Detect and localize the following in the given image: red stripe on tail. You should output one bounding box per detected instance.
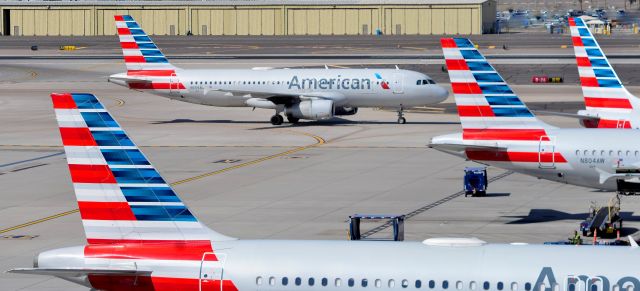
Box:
[51,93,76,109]
[584,97,633,109]
[445,59,469,71]
[85,240,215,261]
[78,201,136,221]
[68,164,116,184]
[451,82,482,94]
[572,36,584,47]
[440,38,457,48]
[127,70,176,77]
[457,106,495,117]
[463,129,550,141]
[59,127,97,146]
[576,57,591,67]
[580,77,599,87]
[117,28,131,35]
[124,56,146,63]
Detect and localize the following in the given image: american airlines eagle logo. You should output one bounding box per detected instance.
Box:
[375,73,391,89]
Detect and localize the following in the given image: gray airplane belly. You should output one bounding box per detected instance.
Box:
[185,91,247,107]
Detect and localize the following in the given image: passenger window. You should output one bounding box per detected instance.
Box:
[402,279,409,288]
[309,278,315,286]
[322,278,328,286]
[415,280,422,288]
[375,279,382,288]
[335,278,342,287]
[525,283,532,291]
[429,280,436,289]
[282,277,289,286]
[618,150,623,156]
[470,281,477,290]
[269,277,275,286]
[443,281,449,289]
[295,277,301,286]
[484,281,490,290]
[610,150,614,156]
[362,279,368,287]
[636,151,639,157]
[456,281,463,290]
[256,277,263,285]
[591,285,598,291]
[576,150,579,156]
[348,278,355,287]
[511,282,518,291]
[389,279,396,288]
[626,150,631,156]
[498,282,504,290]
[592,150,597,156]
[583,150,588,156]
[568,283,575,291]
[601,150,605,156]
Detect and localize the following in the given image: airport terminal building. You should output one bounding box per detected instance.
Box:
[0,0,496,36]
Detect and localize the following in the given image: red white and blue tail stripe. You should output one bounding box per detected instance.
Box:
[441,38,553,141]
[51,93,231,245]
[569,17,637,128]
[115,15,177,76]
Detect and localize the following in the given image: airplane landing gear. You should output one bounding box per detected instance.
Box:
[270,114,284,125]
[397,105,406,124]
[286,114,300,124]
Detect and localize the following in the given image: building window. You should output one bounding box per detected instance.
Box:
[415,280,422,288]
[321,278,328,286]
[309,278,315,286]
[362,279,368,287]
[282,277,288,286]
[295,277,301,286]
[269,277,275,286]
[256,277,263,285]
[402,280,409,288]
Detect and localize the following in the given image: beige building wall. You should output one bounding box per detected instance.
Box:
[0,2,495,36]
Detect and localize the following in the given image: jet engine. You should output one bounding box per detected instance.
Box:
[334,106,358,116]
[285,99,334,120]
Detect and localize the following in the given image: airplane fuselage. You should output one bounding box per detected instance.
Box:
[110,68,448,108]
[36,239,640,291]
[431,128,640,191]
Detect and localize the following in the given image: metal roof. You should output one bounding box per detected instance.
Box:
[0,0,490,6]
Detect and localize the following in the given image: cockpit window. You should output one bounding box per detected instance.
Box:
[417,79,436,85]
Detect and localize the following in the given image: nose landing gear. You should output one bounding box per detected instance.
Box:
[397,105,406,124]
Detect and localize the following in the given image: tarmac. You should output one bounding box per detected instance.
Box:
[1,38,640,290]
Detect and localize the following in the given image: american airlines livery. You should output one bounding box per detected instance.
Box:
[107,15,449,125]
[430,38,640,191]
[8,92,640,291]
[568,17,640,129]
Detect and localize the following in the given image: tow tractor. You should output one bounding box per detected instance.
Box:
[580,196,623,238]
[464,167,488,197]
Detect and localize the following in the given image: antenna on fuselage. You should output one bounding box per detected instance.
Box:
[325,64,329,69]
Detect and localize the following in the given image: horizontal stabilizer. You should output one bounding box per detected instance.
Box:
[7,268,152,277]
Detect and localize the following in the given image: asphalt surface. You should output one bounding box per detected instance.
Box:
[2,41,640,290]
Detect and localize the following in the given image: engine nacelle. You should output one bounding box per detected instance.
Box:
[334,106,358,116]
[286,100,334,120]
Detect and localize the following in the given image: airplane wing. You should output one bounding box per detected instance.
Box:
[596,168,640,184]
[7,268,152,277]
[208,88,346,104]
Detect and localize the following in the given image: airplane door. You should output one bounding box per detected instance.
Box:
[200,252,226,291]
[538,135,556,169]
[169,73,179,95]
[392,73,404,94]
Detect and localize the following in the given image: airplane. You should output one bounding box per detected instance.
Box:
[567,17,640,129]
[8,92,640,291]
[107,15,449,125]
[429,38,640,191]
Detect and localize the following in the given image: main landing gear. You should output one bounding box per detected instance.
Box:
[397,105,406,124]
[270,114,284,125]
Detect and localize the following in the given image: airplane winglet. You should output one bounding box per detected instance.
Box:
[629,236,639,248]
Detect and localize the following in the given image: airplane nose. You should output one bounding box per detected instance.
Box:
[434,85,449,103]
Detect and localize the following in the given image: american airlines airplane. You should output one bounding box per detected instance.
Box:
[430,38,640,191]
[567,17,640,129]
[107,15,449,125]
[8,92,640,291]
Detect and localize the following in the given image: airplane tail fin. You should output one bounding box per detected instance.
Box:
[569,17,637,127]
[440,38,553,141]
[114,15,178,76]
[51,93,233,245]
